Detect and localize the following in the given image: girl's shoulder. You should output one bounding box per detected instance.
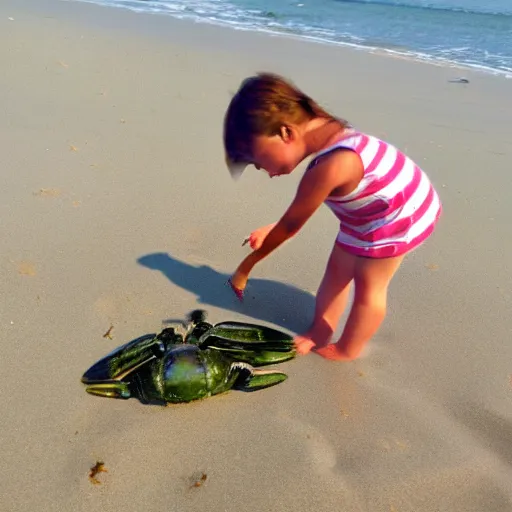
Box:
[306,129,364,171]
[303,140,364,196]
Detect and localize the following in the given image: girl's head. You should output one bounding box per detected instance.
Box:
[223,73,347,179]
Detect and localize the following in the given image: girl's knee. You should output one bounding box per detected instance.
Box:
[353,281,389,308]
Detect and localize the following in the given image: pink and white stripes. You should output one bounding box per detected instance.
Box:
[315,131,442,258]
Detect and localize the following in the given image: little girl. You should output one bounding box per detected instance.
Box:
[223,73,442,361]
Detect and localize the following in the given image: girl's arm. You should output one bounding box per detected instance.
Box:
[243,149,362,266]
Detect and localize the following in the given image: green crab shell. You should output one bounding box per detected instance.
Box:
[150,344,239,403]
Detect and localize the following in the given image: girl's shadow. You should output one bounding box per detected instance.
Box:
[137,252,315,334]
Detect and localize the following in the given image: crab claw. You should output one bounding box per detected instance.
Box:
[233,364,288,392]
[204,345,295,366]
[198,321,296,366]
[81,333,162,384]
[85,381,131,399]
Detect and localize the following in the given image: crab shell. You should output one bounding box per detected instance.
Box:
[82,320,296,404]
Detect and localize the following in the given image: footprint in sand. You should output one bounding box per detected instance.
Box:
[276,412,338,476]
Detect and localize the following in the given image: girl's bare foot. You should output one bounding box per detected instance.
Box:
[293,334,316,355]
[314,344,358,361]
[293,326,332,355]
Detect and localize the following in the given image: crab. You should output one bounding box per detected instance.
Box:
[81,310,296,404]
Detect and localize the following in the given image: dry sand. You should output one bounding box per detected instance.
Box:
[1,0,512,511]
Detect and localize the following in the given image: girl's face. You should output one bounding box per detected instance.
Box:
[250,126,304,178]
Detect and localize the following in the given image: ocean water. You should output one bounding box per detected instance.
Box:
[69,0,512,77]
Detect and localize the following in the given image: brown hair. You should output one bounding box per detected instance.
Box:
[223,72,348,172]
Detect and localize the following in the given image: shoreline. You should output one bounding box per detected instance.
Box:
[64,0,512,79]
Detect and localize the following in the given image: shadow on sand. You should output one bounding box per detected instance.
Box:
[137,252,315,335]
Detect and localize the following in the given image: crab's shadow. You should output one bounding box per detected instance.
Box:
[137,252,315,335]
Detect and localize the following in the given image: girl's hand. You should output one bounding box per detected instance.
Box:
[228,256,256,302]
[230,266,249,291]
[243,223,277,250]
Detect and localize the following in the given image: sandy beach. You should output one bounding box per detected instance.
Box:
[1,0,512,510]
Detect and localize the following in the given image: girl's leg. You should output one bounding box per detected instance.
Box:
[315,253,405,361]
[294,243,357,355]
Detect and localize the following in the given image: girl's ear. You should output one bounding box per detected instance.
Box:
[279,125,294,143]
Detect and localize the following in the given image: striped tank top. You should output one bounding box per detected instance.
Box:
[310,131,442,258]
